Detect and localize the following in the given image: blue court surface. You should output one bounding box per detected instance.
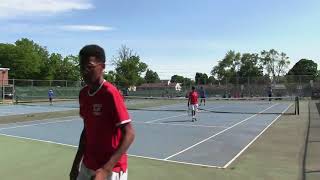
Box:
[0,104,76,116]
[0,101,293,168]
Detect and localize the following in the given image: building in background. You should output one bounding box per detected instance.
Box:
[0,68,10,86]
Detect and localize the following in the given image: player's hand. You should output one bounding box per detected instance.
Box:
[94,167,112,180]
[69,165,79,180]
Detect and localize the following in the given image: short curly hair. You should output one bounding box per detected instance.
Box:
[79,44,106,64]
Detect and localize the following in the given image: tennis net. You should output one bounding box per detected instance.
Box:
[15,95,299,115]
[124,96,299,115]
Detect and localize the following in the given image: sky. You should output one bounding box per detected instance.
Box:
[0,0,319,79]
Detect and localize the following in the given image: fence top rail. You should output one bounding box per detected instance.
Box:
[8,79,81,82]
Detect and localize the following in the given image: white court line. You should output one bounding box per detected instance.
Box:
[0,115,226,130]
[145,105,225,123]
[0,133,78,148]
[134,121,228,129]
[128,154,224,168]
[0,116,79,127]
[223,103,293,168]
[0,118,79,131]
[145,114,187,123]
[0,102,286,169]
[129,103,186,112]
[164,103,279,160]
[0,133,224,169]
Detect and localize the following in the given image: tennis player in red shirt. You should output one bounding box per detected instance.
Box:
[70,45,135,180]
[188,86,199,122]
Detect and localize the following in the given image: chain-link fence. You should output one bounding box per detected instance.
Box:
[1,75,319,103]
[0,79,84,103]
[126,75,319,98]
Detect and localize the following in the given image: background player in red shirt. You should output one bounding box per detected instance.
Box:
[70,45,135,180]
[188,86,199,122]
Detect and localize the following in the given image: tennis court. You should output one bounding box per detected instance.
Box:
[0,97,296,168]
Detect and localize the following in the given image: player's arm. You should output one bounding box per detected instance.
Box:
[105,123,134,170]
[70,128,86,180]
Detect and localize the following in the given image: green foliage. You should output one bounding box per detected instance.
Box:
[238,53,263,83]
[260,49,290,78]
[170,75,193,87]
[183,78,193,87]
[54,55,80,81]
[287,59,318,81]
[207,76,216,84]
[211,50,242,83]
[0,38,80,80]
[211,49,290,84]
[144,69,160,83]
[104,71,116,84]
[195,72,208,85]
[114,46,148,88]
[170,75,185,83]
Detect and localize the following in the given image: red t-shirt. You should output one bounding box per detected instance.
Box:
[189,91,198,104]
[79,81,131,172]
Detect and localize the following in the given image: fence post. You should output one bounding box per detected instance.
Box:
[247,77,250,97]
[12,79,15,104]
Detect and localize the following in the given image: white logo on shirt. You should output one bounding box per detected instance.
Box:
[93,104,102,116]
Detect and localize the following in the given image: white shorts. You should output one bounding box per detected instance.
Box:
[77,164,128,180]
[190,104,198,111]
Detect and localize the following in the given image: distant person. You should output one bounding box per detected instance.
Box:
[48,89,54,105]
[188,86,199,122]
[69,45,135,180]
[199,86,206,106]
[268,86,272,101]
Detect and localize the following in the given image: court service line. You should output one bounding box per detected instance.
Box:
[145,105,225,123]
[0,118,79,131]
[134,121,228,129]
[164,103,279,160]
[128,103,187,112]
[223,103,293,168]
[0,132,225,168]
[128,154,224,169]
[145,114,187,123]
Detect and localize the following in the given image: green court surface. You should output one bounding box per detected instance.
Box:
[0,102,308,180]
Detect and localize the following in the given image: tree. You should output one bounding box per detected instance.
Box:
[170,75,185,83]
[104,71,116,84]
[53,55,80,81]
[287,59,318,81]
[183,77,193,87]
[114,46,147,88]
[195,72,208,85]
[0,38,81,81]
[260,49,290,80]
[0,38,48,79]
[144,69,160,83]
[275,52,290,77]
[211,50,241,84]
[207,76,216,85]
[46,53,63,80]
[238,53,263,83]
[260,49,278,78]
